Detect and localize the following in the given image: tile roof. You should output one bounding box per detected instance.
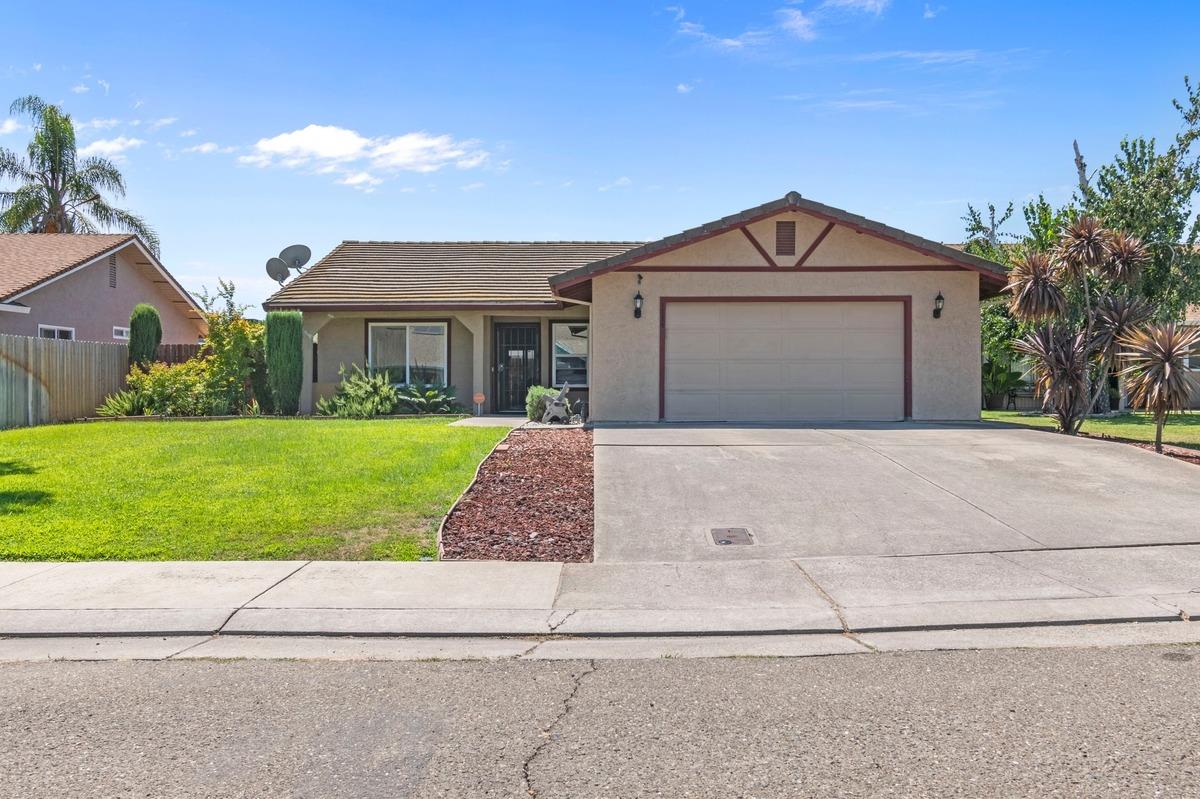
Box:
[263,241,644,309]
[0,233,135,301]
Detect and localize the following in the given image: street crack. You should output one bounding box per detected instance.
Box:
[522,659,597,796]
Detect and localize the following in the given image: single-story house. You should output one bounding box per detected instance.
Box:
[263,192,1008,422]
[1187,305,1200,409]
[0,234,206,343]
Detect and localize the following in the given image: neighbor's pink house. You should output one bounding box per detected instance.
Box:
[0,234,206,343]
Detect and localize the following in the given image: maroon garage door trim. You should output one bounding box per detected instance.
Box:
[657,295,913,421]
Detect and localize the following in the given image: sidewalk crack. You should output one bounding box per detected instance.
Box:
[547,608,577,633]
[216,561,311,633]
[792,561,877,651]
[522,659,597,797]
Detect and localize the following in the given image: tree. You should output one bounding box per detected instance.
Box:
[1074,77,1200,321]
[0,95,159,253]
[128,303,162,367]
[1118,324,1200,452]
[961,202,1015,263]
[265,311,304,415]
[196,280,257,414]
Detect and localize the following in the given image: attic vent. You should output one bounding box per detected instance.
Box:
[775,221,796,256]
[108,255,117,288]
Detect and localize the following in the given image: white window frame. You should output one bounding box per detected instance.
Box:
[550,321,590,388]
[37,324,75,340]
[366,321,449,386]
[113,326,131,340]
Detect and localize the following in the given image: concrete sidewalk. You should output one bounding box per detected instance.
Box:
[0,544,1196,639]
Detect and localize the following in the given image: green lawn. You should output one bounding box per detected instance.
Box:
[982,410,1200,450]
[0,418,508,561]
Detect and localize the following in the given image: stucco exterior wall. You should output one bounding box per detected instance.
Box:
[589,269,981,422]
[0,247,204,343]
[300,306,589,413]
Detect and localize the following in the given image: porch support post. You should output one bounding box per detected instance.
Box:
[457,312,486,415]
[300,313,334,415]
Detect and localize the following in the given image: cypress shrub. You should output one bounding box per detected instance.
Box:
[128,303,162,367]
[265,311,304,415]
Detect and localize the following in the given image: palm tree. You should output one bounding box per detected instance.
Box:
[0,95,158,253]
[1118,324,1200,453]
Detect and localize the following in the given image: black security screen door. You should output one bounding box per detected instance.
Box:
[494,323,540,413]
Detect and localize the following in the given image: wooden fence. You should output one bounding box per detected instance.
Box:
[0,334,130,430]
[157,342,203,364]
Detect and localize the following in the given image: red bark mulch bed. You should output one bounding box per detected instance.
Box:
[440,428,593,561]
[1097,436,1200,466]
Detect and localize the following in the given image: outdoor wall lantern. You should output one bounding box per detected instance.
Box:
[933,291,945,319]
[634,291,644,319]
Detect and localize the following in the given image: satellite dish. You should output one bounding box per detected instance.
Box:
[279,244,311,270]
[266,257,290,284]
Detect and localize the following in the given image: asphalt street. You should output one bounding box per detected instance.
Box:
[2,644,1198,798]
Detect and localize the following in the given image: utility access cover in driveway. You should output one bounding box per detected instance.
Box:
[711,528,754,546]
[591,423,1200,563]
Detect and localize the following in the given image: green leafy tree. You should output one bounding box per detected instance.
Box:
[265,310,304,415]
[196,280,257,414]
[0,95,159,252]
[128,303,162,367]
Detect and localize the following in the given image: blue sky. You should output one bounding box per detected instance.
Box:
[2,1,1196,308]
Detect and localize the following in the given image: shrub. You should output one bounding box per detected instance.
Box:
[128,303,162,367]
[266,310,304,415]
[396,382,463,414]
[248,325,274,414]
[125,359,215,417]
[197,280,257,414]
[315,364,398,418]
[525,385,561,421]
[96,389,146,417]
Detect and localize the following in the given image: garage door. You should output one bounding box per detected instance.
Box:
[663,300,907,421]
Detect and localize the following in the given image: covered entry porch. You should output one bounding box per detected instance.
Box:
[298,307,591,415]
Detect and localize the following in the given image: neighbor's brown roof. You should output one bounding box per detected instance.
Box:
[263,241,644,310]
[0,233,134,301]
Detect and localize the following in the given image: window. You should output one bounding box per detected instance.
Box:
[113,326,130,340]
[37,324,74,340]
[775,220,797,256]
[367,322,448,385]
[108,255,118,288]
[551,322,589,387]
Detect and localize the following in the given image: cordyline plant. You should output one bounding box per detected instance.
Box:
[1007,215,1152,433]
[1118,324,1200,453]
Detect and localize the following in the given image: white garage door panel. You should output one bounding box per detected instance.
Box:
[664,301,905,422]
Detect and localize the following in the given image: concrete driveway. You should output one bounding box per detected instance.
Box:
[592,423,1200,562]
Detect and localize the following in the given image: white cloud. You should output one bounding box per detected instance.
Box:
[821,0,891,13]
[79,136,145,157]
[852,49,981,65]
[70,84,89,94]
[923,3,944,18]
[676,82,694,94]
[599,176,632,192]
[0,118,24,135]
[238,124,490,187]
[778,8,818,41]
[184,141,234,154]
[179,129,198,137]
[97,79,110,95]
[77,117,120,130]
[338,171,383,192]
[677,20,769,50]
[666,4,686,21]
[461,181,485,192]
[32,63,41,72]
[149,117,178,130]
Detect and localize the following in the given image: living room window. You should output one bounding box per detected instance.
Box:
[37,324,74,340]
[551,322,589,387]
[367,322,448,385]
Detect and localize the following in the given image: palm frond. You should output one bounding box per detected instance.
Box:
[1056,215,1111,281]
[1101,231,1149,285]
[86,199,160,254]
[1118,324,1200,451]
[73,157,127,197]
[1091,295,1154,363]
[1013,323,1091,433]
[1004,250,1068,321]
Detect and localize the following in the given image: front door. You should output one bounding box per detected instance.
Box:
[494,323,540,413]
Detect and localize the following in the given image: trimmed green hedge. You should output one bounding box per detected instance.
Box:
[265,311,304,415]
[128,303,162,367]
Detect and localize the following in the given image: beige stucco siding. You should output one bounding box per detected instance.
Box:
[0,247,204,343]
[589,269,980,422]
